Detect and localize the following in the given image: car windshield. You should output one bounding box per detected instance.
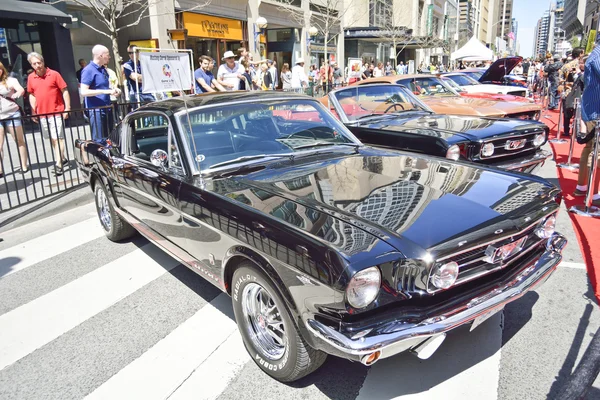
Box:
[463,71,484,81]
[447,74,479,86]
[441,77,466,92]
[396,77,459,97]
[331,85,431,122]
[177,99,358,171]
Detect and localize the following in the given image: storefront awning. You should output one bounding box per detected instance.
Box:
[0,0,72,24]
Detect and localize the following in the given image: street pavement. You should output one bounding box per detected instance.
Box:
[0,143,599,399]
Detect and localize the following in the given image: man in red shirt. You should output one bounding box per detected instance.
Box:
[27,52,71,175]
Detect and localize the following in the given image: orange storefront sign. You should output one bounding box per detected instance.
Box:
[182,13,244,41]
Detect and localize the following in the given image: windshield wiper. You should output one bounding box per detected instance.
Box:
[208,154,292,169]
[292,142,360,150]
[354,113,393,121]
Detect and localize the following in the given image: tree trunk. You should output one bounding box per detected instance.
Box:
[110,33,122,84]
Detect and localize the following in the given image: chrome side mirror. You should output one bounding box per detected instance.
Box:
[150,149,168,170]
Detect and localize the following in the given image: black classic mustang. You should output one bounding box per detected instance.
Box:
[75,92,566,382]
[325,84,551,173]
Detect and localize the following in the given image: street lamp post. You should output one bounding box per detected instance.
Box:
[254,16,268,57]
[307,26,318,64]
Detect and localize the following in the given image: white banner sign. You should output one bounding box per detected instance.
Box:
[138,51,192,93]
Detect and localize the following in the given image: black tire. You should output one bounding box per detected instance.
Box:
[232,263,327,382]
[94,183,136,242]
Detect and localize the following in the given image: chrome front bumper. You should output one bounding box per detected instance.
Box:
[305,233,566,364]
[492,149,552,173]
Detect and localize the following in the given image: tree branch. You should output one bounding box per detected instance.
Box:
[116,2,150,32]
[80,19,113,39]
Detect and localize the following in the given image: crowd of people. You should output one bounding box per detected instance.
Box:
[0,41,600,205]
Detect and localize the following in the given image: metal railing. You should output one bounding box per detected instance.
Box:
[0,104,128,213]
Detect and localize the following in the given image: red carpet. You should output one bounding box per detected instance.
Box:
[542,109,600,301]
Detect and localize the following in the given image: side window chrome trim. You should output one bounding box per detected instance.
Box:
[122,110,188,176]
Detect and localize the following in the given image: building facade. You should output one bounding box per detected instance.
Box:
[495,0,513,40]
[533,11,551,58]
[343,0,454,68]
[562,0,585,39]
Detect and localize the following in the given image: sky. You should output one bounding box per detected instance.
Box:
[514,0,553,57]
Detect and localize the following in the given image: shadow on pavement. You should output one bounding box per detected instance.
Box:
[502,291,538,346]
[547,302,596,399]
[0,256,22,278]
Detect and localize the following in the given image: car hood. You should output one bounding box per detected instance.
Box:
[357,112,544,142]
[221,151,559,259]
[422,96,540,117]
[479,57,523,83]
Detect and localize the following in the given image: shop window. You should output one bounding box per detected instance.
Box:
[267,29,293,43]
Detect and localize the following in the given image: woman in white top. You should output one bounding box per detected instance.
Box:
[280,63,292,90]
[0,61,28,176]
[373,62,384,77]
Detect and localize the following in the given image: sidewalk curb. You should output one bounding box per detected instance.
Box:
[0,185,94,233]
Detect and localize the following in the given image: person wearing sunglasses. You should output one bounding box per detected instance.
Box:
[123,45,155,104]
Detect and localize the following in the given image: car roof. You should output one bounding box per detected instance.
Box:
[136,91,313,114]
[356,75,439,84]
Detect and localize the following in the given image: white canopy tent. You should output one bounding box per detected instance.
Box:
[451,37,494,61]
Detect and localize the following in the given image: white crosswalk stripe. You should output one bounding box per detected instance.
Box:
[0,244,178,370]
[86,294,239,400]
[0,217,104,279]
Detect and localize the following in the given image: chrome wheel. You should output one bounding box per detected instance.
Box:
[96,188,112,232]
[242,282,286,360]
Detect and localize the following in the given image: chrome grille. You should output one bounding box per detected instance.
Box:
[429,215,553,292]
[482,131,541,159]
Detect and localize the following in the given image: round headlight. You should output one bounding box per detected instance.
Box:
[446,144,461,161]
[346,266,381,309]
[431,261,459,290]
[532,132,546,147]
[481,143,495,157]
[535,215,556,239]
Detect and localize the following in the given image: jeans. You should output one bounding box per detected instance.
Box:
[549,80,559,108]
[89,108,114,142]
[564,107,574,136]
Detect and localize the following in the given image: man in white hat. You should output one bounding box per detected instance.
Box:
[291,58,308,91]
[217,50,245,91]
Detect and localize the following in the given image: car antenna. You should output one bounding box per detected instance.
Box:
[175,67,203,175]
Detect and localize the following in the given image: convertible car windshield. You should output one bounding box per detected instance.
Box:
[396,77,459,97]
[441,77,467,92]
[178,99,357,170]
[446,74,480,86]
[331,85,431,122]
[462,70,484,81]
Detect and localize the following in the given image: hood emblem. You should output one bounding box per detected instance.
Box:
[483,237,527,264]
[505,139,526,151]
